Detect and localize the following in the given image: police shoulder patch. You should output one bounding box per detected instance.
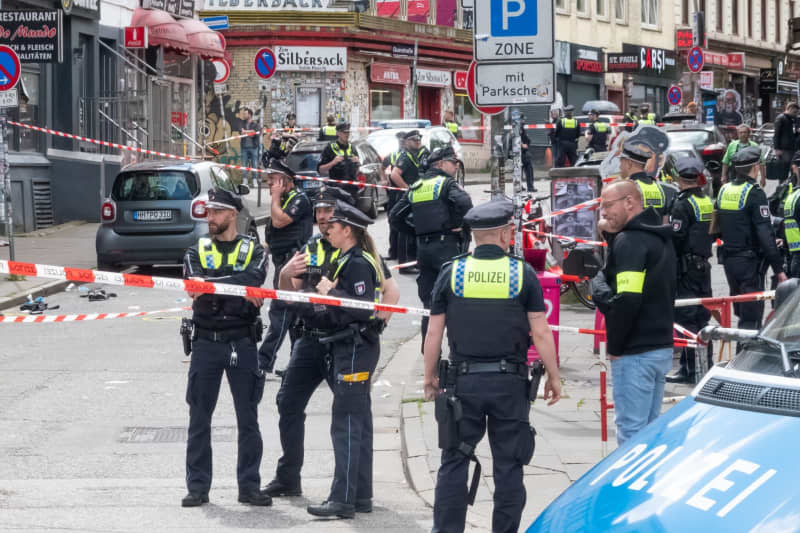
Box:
[672,219,682,232]
[354,281,366,295]
[760,205,770,218]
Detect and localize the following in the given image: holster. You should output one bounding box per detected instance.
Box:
[435,359,481,506]
[319,323,363,345]
[529,360,545,403]
[180,318,194,356]
[251,317,264,343]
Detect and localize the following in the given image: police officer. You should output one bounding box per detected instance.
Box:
[318,122,361,200]
[390,130,429,272]
[715,146,788,330]
[383,131,408,260]
[443,109,461,139]
[181,188,271,508]
[624,103,639,132]
[520,115,536,192]
[303,200,386,519]
[784,183,800,277]
[637,103,659,125]
[258,160,313,373]
[284,112,297,134]
[423,199,562,533]
[262,187,399,502]
[585,109,610,152]
[319,114,337,141]
[666,157,714,384]
[554,104,580,167]
[617,133,677,219]
[389,145,473,348]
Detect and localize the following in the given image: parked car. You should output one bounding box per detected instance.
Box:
[525,284,800,533]
[96,160,257,270]
[664,123,727,196]
[366,126,466,186]
[285,139,387,218]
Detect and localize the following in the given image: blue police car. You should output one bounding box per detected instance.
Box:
[526,285,800,533]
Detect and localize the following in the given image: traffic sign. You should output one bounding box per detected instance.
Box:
[202,15,229,31]
[473,0,554,61]
[687,46,704,73]
[667,85,682,106]
[467,61,505,115]
[0,46,21,93]
[211,58,230,84]
[0,89,18,108]
[254,48,277,80]
[475,61,555,106]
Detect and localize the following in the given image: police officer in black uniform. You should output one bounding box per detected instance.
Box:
[258,161,313,373]
[585,109,610,152]
[303,200,385,519]
[666,157,715,384]
[618,132,677,219]
[384,131,408,260]
[391,130,430,272]
[262,186,399,501]
[389,145,473,347]
[423,199,562,533]
[520,116,536,192]
[318,122,361,200]
[715,146,788,331]
[181,188,271,508]
[554,104,580,167]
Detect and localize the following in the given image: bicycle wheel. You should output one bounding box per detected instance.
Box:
[571,280,596,310]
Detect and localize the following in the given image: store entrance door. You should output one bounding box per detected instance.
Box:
[418,86,441,124]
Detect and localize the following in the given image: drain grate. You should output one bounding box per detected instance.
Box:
[118,426,237,443]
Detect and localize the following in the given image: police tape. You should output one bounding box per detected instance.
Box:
[674,290,775,308]
[552,325,698,348]
[526,198,600,224]
[523,229,607,247]
[207,126,390,146]
[0,306,190,324]
[390,261,419,271]
[0,260,431,317]
[7,121,407,193]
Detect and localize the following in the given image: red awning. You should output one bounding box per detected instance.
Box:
[130,8,190,53]
[178,19,225,59]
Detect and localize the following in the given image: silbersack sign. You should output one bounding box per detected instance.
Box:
[275,46,347,72]
[0,10,63,63]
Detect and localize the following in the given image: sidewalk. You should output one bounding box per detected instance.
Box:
[0,221,99,311]
[399,299,695,529]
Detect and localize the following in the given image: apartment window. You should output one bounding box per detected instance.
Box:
[682,0,688,25]
[577,0,590,16]
[776,0,781,43]
[761,0,767,39]
[641,0,658,27]
[556,0,569,13]
[5,68,41,152]
[616,0,627,22]
[716,0,722,31]
[597,0,608,19]
[732,0,738,34]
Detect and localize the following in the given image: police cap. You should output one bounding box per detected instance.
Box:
[564,104,575,112]
[268,158,296,179]
[404,129,422,141]
[673,155,705,181]
[620,141,655,164]
[464,199,514,230]
[336,122,351,132]
[329,200,374,229]
[206,187,243,211]
[426,145,458,165]
[731,146,761,168]
[314,185,355,208]
[396,131,406,140]
[589,109,599,116]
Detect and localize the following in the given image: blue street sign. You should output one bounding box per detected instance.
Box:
[668,85,682,106]
[687,46,704,73]
[254,48,277,80]
[201,16,229,31]
[0,45,20,93]
[490,0,538,36]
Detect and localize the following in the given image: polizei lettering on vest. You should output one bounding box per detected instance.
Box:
[467,271,507,284]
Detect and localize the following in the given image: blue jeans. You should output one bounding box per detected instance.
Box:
[611,347,673,445]
[241,147,259,182]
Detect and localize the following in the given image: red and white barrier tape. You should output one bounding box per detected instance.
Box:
[0,306,190,324]
[390,260,418,271]
[673,322,699,341]
[552,325,698,348]
[527,198,600,224]
[7,121,406,193]
[208,126,388,145]
[0,260,430,317]
[524,229,606,247]
[674,290,775,308]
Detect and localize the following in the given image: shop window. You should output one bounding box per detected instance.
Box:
[370,86,403,122]
[296,87,322,127]
[597,0,608,18]
[454,93,484,144]
[577,0,590,17]
[5,69,41,153]
[556,0,569,14]
[615,0,627,23]
[641,0,658,28]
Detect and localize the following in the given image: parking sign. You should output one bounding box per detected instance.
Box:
[474,0,554,61]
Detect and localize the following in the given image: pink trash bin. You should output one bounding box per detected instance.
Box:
[527,271,561,367]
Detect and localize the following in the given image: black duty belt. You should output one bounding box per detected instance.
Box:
[418,232,460,242]
[195,326,252,343]
[295,324,336,338]
[455,359,529,378]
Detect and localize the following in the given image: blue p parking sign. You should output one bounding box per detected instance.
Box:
[490,0,537,37]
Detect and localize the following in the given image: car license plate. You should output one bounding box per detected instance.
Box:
[133,209,172,221]
[303,180,322,189]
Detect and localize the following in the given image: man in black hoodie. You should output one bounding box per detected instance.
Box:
[591,179,676,445]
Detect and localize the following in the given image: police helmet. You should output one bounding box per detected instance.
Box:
[564,105,575,113]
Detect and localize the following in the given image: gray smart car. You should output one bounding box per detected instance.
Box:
[96,160,257,270]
